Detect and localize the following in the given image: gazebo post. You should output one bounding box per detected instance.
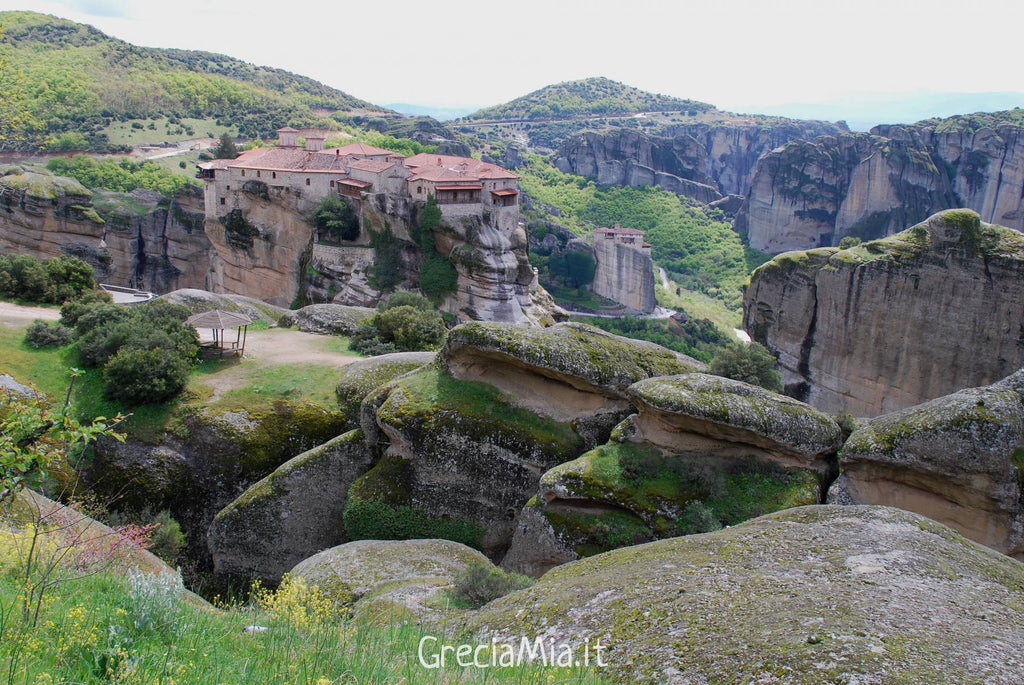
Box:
[239,325,247,356]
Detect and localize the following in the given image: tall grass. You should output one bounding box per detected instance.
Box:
[0,564,604,684]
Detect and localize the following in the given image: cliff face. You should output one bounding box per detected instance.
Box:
[0,165,211,292]
[743,210,1024,416]
[553,121,844,202]
[740,112,1024,253]
[591,235,655,314]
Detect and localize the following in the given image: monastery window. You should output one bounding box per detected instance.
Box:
[417,186,423,194]
[306,178,311,186]
[330,180,335,187]
[220,197,225,205]
[272,172,277,179]
[241,170,246,177]
[257,170,261,178]
[226,185,230,190]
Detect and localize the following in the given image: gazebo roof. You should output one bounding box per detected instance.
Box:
[186,309,253,329]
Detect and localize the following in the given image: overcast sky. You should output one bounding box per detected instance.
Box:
[4,0,1023,119]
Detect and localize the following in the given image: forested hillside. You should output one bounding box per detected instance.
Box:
[0,11,390,152]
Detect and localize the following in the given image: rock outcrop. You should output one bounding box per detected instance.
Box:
[503,373,840,576]
[828,380,1024,559]
[278,303,376,335]
[207,429,374,582]
[347,322,702,561]
[469,506,1024,684]
[86,399,349,570]
[204,184,315,307]
[553,120,844,202]
[434,210,559,325]
[590,227,656,314]
[0,165,211,292]
[334,351,434,426]
[156,288,286,324]
[290,538,491,621]
[739,111,1024,252]
[744,210,1024,415]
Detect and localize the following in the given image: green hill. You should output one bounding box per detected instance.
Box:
[0,11,391,152]
[463,77,714,121]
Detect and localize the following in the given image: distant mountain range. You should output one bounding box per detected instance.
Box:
[735,92,1024,132]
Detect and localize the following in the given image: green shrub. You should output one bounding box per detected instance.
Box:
[313,194,360,243]
[0,253,94,304]
[149,510,187,564]
[102,346,191,405]
[677,501,722,535]
[451,562,534,608]
[838,236,862,249]
[709,342,783,392]
[380,291,433,312]
[24,320,73,348]
[60,290,113,327]
[414,195,458,304]
[342,498,485,550]
[350,305,446,355]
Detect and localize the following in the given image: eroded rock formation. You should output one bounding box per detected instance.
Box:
[503,373,841,576]
[0,165,211,292]
[739,112,1024,252]
[744,210,1024,416]
[828,379,1024,559]
[554,120,844,202]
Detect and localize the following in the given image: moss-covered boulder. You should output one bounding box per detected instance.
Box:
[829,382,1024,559]
[442,321,703,445]
[504,374,839,575]
[290,538,490,622]
[335,351,434,426]
[355,366,588,559]
[157,288,286,324]
[627,373,842,472]
[505,442,821,577]
[207,429,374,583]
[470,506,1024,684]
[87,399,349,571]
[279,303,376,335]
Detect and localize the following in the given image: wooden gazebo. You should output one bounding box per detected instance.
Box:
[186,309,253,357]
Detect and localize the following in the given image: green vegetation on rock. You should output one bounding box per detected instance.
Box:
[444,321,701,393]
[540,442,819,555]
[344,454,486,550]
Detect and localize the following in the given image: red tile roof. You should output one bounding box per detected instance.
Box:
[325,142,397,157]
[404,153,518,182]
[227,148,348,173]
[347,159,396,173]
[490,188,518,196]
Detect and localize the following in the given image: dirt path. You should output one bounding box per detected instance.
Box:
[199,328,357,366]
[0,301,61,325]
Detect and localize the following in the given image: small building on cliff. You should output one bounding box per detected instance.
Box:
[591,224,656,314]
